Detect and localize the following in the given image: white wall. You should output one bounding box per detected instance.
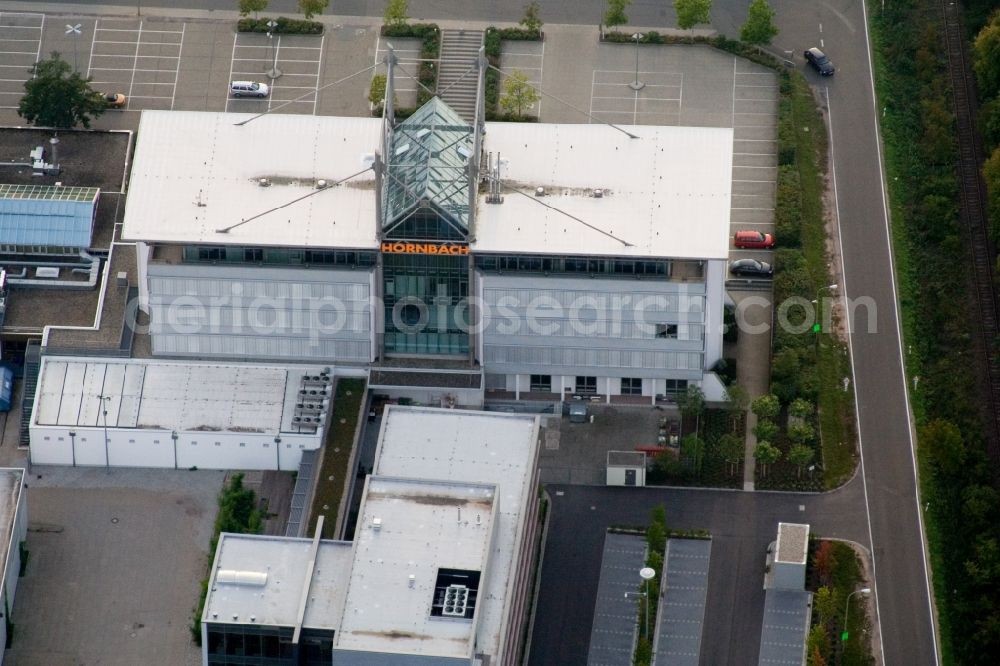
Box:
[29,425,320,471]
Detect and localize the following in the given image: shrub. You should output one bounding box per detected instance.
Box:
[237,16,323,34]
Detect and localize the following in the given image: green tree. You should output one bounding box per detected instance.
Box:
[674,0,712,32]
[724,383,749,429]
[751,394,781,421]
[789,397,814,419]
[740,0,778,45]
[813,585,839,632]
[788,420,815,445]
[753,419,779,442]
[806,624,830,666]
[718,432,744,476]
[520,1,543,33]
[678,384,706,435]
[919,418,966,478]
[603,0,631,31]
[238,0,268,18]
[680,434,706,474]
[18,52,105,129]
[499,70,540,118]
[298,0,328,19]
[984,145,1000,241]
[787,444,814,477]
[383,0,408,27]
[974,18,1000,100]
[753,440,781,475]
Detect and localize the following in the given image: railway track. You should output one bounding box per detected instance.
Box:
[939,0,1000,462]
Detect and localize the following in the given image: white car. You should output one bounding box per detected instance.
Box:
[230,81,270,98]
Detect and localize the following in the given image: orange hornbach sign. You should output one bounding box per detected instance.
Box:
[380,241,470,256]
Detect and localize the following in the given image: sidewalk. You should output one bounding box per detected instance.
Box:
[733,292,773,490]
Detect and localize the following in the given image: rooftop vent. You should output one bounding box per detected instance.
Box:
[442,585,469,617]
[258,178,270,187]
[316,179,327,189]
[593,188,604,198]
[372,517,382,531]
[535,187,545,197]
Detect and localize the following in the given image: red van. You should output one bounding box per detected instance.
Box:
[733,230,775,249]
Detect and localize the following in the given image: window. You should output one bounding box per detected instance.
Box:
[243,248,263,262]
[576,376,597,395]
[529,374,552,392]
[621,378,643,395]
[663,379,688,396]
[656,323,679,339]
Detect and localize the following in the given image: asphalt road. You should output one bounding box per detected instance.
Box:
[529,482,869,666]
[780,0,941,664]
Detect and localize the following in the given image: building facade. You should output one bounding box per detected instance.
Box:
[123,94,733,405]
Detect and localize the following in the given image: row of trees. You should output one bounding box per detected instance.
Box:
[874,1,1000,659]
[238,0,329,20]
[602,0,778,47]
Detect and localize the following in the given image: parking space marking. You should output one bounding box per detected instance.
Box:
[373,35,422,94]
[590,68,683,126]
[86,19,184,111]
[227,32,324,114]
[0,12,44,109]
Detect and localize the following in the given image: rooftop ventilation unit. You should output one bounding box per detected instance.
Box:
[258,178,270,187]
[535,187,545,197]
[593,188,604,198]
[442,585,469,617]
[316,179,327,189]
[372,517,382,531]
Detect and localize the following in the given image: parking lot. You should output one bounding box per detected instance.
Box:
[227,31,325,114]
[0,11,43,110]
[87,18,185,111]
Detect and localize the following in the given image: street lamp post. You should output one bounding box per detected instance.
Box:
[266,20,282,79]
[629,33,645,91]
[639,566,655,639]
[811,283,839,351]
[842,587,872,642]
[65,24,82,73]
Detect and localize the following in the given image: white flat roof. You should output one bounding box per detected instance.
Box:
[205,534,352,629]
[122,110,733,260]
[334,407,539,659]
[336,477,498,658]
[0,469,24,594]
[776,522,810,564]
[122,111,381,249]
[475,123,734,259]
[33,358,324,434]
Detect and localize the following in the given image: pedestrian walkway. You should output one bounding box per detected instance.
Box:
[437,29,482,121]
[734,291,774,490]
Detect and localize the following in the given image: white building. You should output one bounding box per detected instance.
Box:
[122,99,733,406]
[0,468,27,661]
[28,357,348,470]
[202,407,541,666]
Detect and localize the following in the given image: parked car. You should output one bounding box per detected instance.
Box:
[804,48,835,76]
[100,92,126,108]
[230,81,270,98]
[733,230,775,249]
[729,258,773,277]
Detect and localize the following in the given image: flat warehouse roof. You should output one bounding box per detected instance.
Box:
[205,534,352,629]
[475,123,734,259]
[337,407,539,659]
[122,108,733,260]
[122,111,381,249]
[33,358,323,433]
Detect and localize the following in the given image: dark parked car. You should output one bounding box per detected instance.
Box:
[729,258,773,278]
[804,48,835,76]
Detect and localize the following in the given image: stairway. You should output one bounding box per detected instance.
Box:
[18,340,40,447]
[436,29,483,122]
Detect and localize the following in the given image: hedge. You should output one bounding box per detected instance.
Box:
[381,23,441,115]
[237,17,323,34]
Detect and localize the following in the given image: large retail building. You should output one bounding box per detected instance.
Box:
[123,96,733,405]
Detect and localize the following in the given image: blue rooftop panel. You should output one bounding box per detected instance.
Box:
[0,184,99,248]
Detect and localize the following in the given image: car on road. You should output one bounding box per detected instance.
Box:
[230,81,270,98]
[804,48,835,76]
[100,92,126,108]
[733,230,775,249]
[729,258,773,277]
